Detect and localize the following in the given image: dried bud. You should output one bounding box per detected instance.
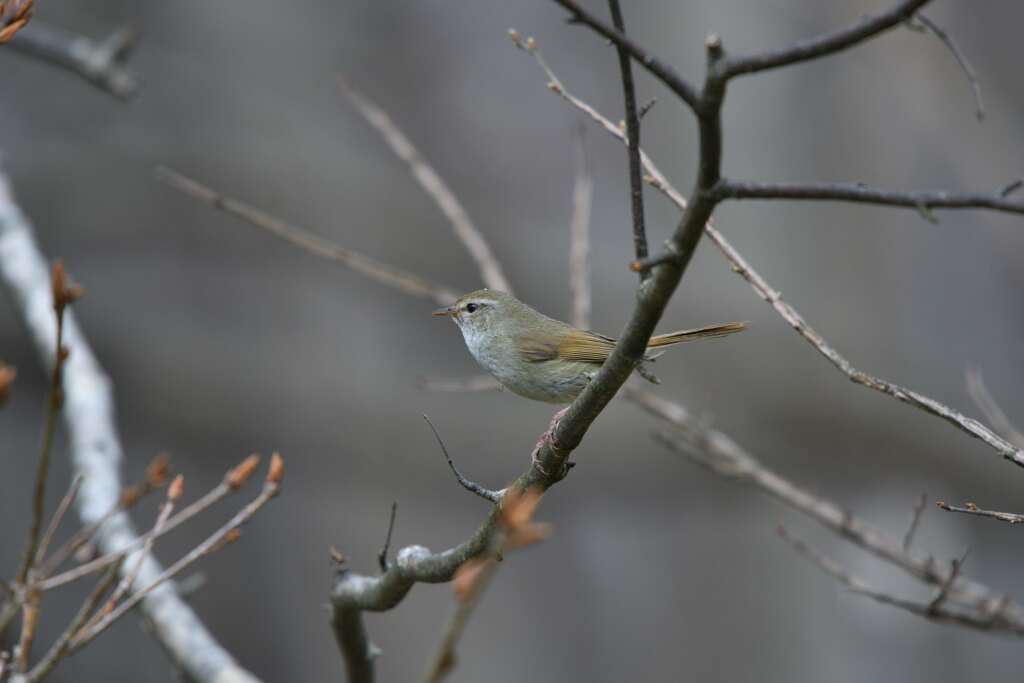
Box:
[50,260,83,312]
[266,452,284,485]
[499,487,543,531]
[167,474,184,502]
[329,546,346,566]
[525,37,535,51]
[965,501,979,512]
[145,453,170,488]
[225,454,260,489]
[0,362,16,406]
[211,528,242,553]
[507,28,520,44]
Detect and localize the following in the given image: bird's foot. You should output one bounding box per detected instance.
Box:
[531,406,572,475]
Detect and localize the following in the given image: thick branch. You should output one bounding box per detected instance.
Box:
[6,21,138,99]
[721,0,931,78]
[714,179,1024,217]
[0,170,261,682]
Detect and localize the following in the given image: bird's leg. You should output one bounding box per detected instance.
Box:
[531,406,571,474]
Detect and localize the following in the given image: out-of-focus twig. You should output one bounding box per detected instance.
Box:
[966,369,1024,449]
[0,0,31,43]
[338,76,512,295]
[902,492,928,551]
[936,500,1024,525]
[568,125,593,329]
[6,21,138,99]
[156,166,459,306]
[908,12,984,121]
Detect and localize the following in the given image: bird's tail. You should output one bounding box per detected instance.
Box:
[646,321,747,349]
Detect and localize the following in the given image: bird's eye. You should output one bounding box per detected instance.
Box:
[465,303,479,314]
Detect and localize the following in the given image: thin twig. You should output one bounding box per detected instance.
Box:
[338,77,512,294]
[156,166,460,305]
[966,369,1024,449]
[929,551,968,615]
[909,13,984,121]
[568,124,593,329]
[422,415,502,504]
[41,454,257,591]
[24,562,121,683]
[902,492,928,551]
[71,465,282,652]
[936,501,1024,525]
[607,0,649,278]
[33,474,84,568]
[377,503,398,573]
[417,375,501,393]
[6,21,138,99]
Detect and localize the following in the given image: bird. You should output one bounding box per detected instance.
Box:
[432,289,746,405]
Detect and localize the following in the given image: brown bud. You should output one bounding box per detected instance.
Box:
[225,454,260,489]
[507,28,520,43]
[266,452,284,485]
[0,362,16,406]
[453,557,489,603]
[145,453,170,488]
[211,528,242,553]
[167,474,184,502]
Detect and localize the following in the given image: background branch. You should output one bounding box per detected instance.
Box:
[0,169,262,683]
[568,125,593,329]
[6,21,138,99]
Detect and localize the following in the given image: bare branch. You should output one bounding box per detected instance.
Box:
[607,0,649,277]
[777,527,1002,633]
[6,21,138,99]
[936,500,1024,525]
[713,179,1024,218]
[0,169,262,682]
[721,0,931,78]
[902,492,928,551]
[568,125,593,329]
[512,42,1024,469]
[338,77,512,294]
[909,13,984,121]
[71,465,282,652]
[545,1,700,111]
[156,166,460,305]
[635,387,1024,634]
[422,415,502,504]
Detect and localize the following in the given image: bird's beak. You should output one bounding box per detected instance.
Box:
[432,306,455,318]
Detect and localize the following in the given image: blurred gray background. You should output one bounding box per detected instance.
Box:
[2,1,1023,681]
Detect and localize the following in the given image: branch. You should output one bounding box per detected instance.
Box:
[713,179,1024,218]
[568,125,593,329]
[0,169,263,682]
[633,388,1024,634]
[423,415,502,504]
[936,501,1024,525]
[547,0,700,112]
[966,369,1024,449]
[338,77,512,294]
[6,21,138,99]
[721,0,931,78]
[510,41,1024,470]
[606,0,649,277]
[155,166,460,305]
[909,13,984,121]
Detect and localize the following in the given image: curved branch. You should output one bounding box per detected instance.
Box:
[548,0,700,112]
[6,21,138,99]
[713,179,1024,217]
[0,170,261,683]
[721,0,931,78]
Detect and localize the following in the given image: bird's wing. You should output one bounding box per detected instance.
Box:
[554,329,617,363]
[516,333,559,362]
